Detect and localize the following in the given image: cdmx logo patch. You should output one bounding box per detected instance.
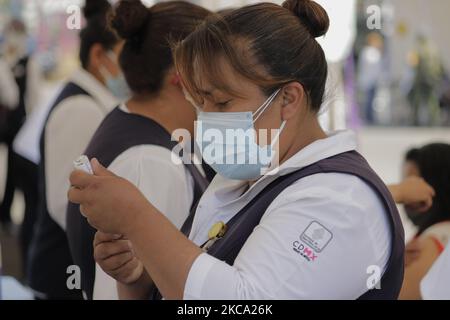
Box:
[293,221,333,262]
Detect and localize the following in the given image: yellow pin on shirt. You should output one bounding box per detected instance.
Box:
[201,222,228,251]
[208,221,227,239]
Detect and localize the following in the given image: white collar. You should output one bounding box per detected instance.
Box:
[70,68,118,113]
[119,103,130,113]
[275,130,357,176]
[207,130,358,208]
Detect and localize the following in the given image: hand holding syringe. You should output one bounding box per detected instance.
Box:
[73,155,94,175]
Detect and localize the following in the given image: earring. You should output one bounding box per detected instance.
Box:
[171,74,181,86]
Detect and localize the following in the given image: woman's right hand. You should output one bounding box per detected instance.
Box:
[94,231,144,285]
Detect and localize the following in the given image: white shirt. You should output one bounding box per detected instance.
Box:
[184,130,392,300]
[45,68,117,229]
[13,84,63,164]
[0,57,19,109]
[5,54,42,114]
[418,221,450,300]
[421,222,450,249]
[421,244,450,300]
[92,105,194,300]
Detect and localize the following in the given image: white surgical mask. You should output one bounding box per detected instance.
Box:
[196,88,285,180]
[99,51,130,101]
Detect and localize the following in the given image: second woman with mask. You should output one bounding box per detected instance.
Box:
[65,0,211,300]
[27,0,124,299]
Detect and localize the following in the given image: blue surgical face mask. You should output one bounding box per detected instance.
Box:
[196,88,286,181]
[99,52,131,101]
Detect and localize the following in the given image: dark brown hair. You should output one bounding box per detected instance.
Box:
[405,144,450,234]
[79,0,120,69]
[174,0,330,112]
[110,0,211,95]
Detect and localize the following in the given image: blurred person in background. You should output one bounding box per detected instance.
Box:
[27,0,123,299]
[0,18,41,228]
[406,34,445,126]
[399,143,450,300]
[0,54,19,141]
[357,32,384,125]
[439,80,450,125]
[12,93,56,278]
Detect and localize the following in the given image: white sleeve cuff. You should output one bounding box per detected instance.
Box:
[184,253,219,300]
[184,252,246,300]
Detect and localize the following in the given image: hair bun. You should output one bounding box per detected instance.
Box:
[283,0,330,38]
[83,0,111,20]
[110,0,150,40]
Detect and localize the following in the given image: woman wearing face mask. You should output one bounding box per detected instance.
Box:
[69,0,405,300]
[65,0,211,300]
[399,144,450,300]
[0,19,40,229]
[27,0,124,300]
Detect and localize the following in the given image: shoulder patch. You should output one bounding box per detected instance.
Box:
[300,221,333,253]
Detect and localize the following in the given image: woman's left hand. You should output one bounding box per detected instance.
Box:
[389,176,435,212]
[68,158,151,235]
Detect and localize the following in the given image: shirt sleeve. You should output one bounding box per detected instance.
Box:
[93,146,194,300]
[109,146,194,229]
[421,222,450,249]
[421,245,450,300]
[184,174,391,300]
[45,96,105,229]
